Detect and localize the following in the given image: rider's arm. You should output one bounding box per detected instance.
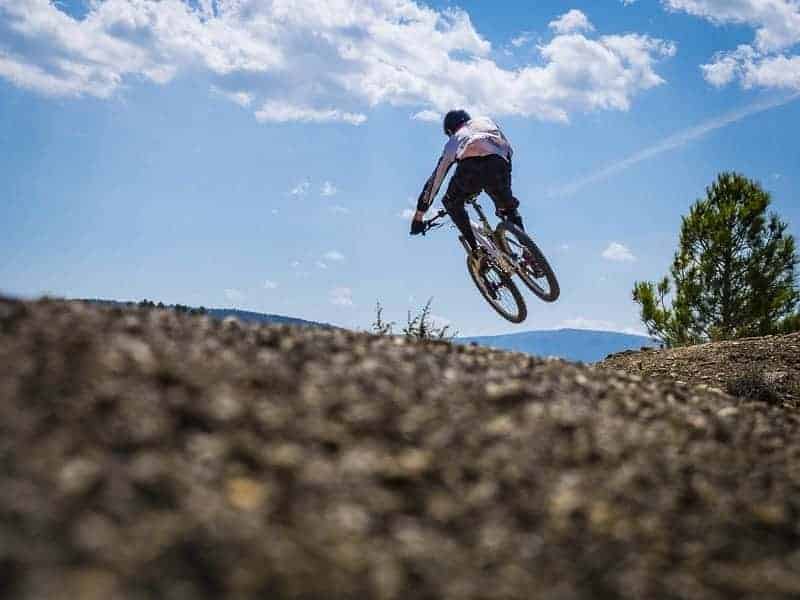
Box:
[415,138,458,217]
[496,122,513,161]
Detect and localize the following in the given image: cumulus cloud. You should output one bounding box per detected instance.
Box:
[411,109,441,122]
[263,280,278,290]
[0,1,676,123]
[664,0,800,90]
[398,208,416,219]
[602,242,636,262]
[549,10,594,35]
[255,102,366,125]
[330,287,354,307]
[289,181,310,196]
[510,32,534,48]
[321,181,338,197]
[323,250,345,262]
[331,205,350,215]
[211,85,253,107]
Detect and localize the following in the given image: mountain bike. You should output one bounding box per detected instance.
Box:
[422,196,560,323]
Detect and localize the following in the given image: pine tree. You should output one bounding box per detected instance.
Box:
[633,172,798,346]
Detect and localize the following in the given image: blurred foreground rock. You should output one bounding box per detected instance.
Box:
[1,297,800,599]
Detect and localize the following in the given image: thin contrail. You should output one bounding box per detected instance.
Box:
[549,93,800,198]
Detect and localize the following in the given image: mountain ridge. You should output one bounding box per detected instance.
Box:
[458,327,657,363]
[77,298,333,329]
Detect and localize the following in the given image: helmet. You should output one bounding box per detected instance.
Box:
[443,109,471,136]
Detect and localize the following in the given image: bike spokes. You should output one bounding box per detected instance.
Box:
[467,253,527,324]
[496,224,560,303]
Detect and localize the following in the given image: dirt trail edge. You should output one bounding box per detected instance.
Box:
[602,332,800,409]
[2,297,800,599]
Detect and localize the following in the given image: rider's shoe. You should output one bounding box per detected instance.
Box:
[496,208,524,231]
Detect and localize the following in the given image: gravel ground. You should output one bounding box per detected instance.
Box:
[602,333,800,409]
[2,297,800,599]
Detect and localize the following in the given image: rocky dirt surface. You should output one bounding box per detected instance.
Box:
[2,297,800,600]
[602,333,800,409]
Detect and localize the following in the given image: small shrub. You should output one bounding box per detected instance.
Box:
[372,299,457,341]
[372,301,395,336]
[726,368,781,404]
[403,298,457,342]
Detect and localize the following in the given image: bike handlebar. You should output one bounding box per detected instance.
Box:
[422,209,449,235]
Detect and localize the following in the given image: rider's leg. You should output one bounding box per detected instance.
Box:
[443,160,482,252]
[484,156,524,230]
[443,194,478,252]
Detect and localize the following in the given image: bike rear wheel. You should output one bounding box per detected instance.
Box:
[496,222,560,303]
[466,253,527,324]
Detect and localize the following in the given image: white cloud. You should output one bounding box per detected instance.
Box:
[323,250,345,262]
[330,287,354,307]
[560,317,618,331]
[664,1,800,90]
[602,242,636,262]
[263,280,278,290]
[315,261,328,270]
[550,93,800,197]
[321,181,338,196]
[411,109,441,122]
[664,1,800,53]
[224,288,245,303]
[331,205,350,215]
[701,53,741,87]
[0,1,676,123]
[549,9,594,35]
[399,208,416,219]
[289,181,310,196]
[211,85,253,107]
[255,102,367,125]
[510,32,533,48]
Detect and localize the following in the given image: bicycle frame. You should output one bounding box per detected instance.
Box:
[462,197,517,275]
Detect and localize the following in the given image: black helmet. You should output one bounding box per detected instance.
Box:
[443,109,471,136]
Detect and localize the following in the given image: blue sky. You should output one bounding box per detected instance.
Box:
[1,0,799,336]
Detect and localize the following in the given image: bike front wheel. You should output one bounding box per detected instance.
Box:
[466,253,527,324]
[496,222,560,303]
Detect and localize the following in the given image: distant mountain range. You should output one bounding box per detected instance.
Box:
[204,308,332,328]
[80,300,332,329]
[80,299,654,362]
[457,329,658,363]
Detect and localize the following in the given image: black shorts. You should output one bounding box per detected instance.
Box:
[443,155,519,213]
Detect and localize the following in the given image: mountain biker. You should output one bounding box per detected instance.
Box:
[410,110,524,260]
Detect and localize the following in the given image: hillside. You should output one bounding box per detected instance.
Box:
[81,299,331,329]
[2,297,800,599]
[205,307,331,328]
[459,328,656,363]
[602,332,800,409]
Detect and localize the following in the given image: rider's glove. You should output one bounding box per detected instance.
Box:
[410,219,426,236]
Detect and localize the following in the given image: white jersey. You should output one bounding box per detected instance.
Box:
[418,116,513,211]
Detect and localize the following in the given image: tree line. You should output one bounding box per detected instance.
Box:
[634,172,799,347]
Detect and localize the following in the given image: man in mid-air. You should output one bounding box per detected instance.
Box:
[410,110,523,258]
